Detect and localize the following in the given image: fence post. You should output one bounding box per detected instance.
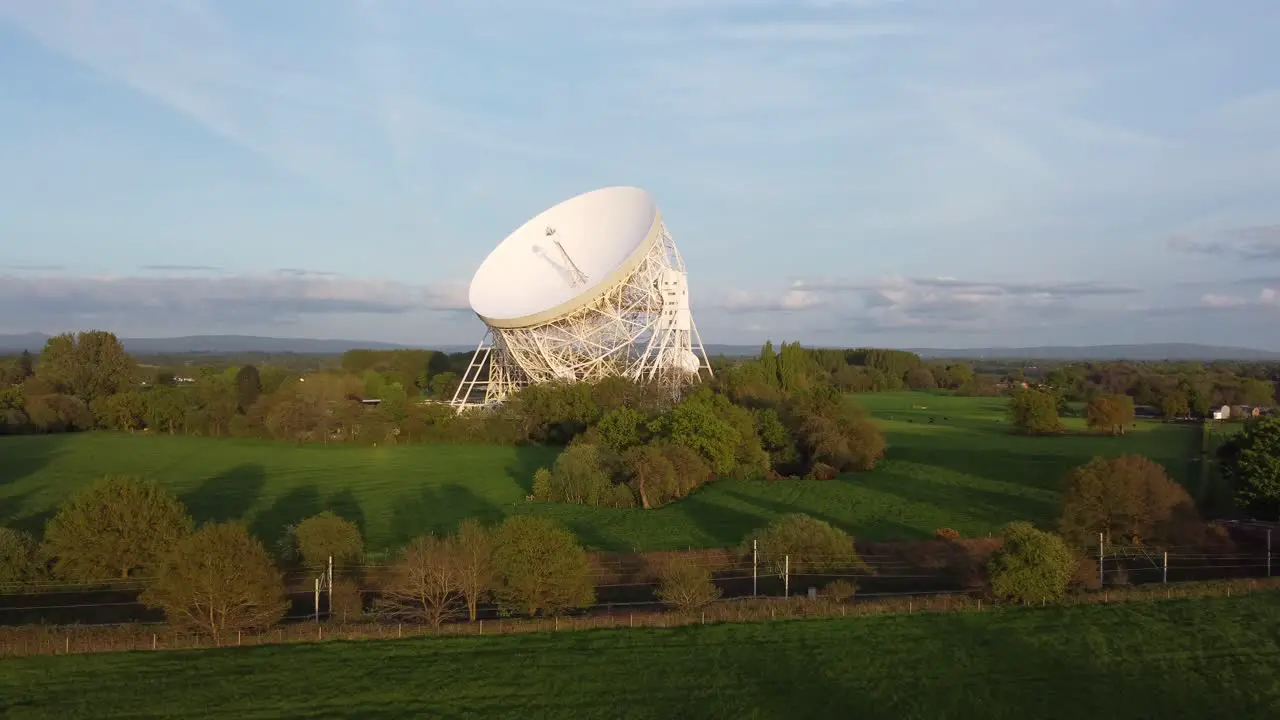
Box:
[784,555,790,598]
[1268,530,1272,578]
[1098,532,1104,588]
[752,540,758,597]
[479,620,483,636]
[328,555,334,619]
[1162,551,1168,584]
[314,577,321,622]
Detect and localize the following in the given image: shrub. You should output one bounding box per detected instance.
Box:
[0,528,39,586]
[788,396,886,474]
[655,559,722,612]
[293,511,364,569]
[531,468,553,501]
[491,517,594,616]
[606,482,637,509]
[42,475,193,581]
[329,578,365,622]
[141,522,288,642]
[821,579,857,601]
[934,528,961,540]
[744,514,863,575]
[535,444,616,507]
[808,462,838,481]
[987,522,1075,604]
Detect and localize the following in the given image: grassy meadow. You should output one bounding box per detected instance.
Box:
[2,593,1278,719]
[0,392,1201,553]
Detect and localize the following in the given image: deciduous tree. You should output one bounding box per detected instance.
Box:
[491,517,594,616]
[141,522,288,642]
[373,535,464,628]
[987,522,1075,603]
[37,331,137,405]
[655,558,721,612]
[42,476,193,580]
[455,519,494,622]
[1008,388,1064,435]
[744,514,863,575]
[1058,454,1197,545]
[293,511,364,569]
[0,528,39,586]
[1086,393,1135,435]
[1219,417,1280,520]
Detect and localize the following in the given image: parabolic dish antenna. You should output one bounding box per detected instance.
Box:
[451,186,711,410]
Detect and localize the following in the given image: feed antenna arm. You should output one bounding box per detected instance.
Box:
[546,226,588,287]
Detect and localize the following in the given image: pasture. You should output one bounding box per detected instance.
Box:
[0,392,1200,553]
[2,594,1277,719]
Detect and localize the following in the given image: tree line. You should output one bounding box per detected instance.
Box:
[0,447,1236,644]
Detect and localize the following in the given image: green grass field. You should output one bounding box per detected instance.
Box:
[2,593,1277,719]
[0,392,1200,552]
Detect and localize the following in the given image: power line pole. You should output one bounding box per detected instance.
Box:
[1162,551,1168,584]
[752,540,758,597]
[1098,532,1105,588]
[314,577,321,622]
[327,555,334,619]
[784,555,790,599]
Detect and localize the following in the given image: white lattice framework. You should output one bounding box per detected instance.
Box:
[451,222,711,411]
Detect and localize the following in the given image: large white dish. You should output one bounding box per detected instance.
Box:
[468,186,661,329]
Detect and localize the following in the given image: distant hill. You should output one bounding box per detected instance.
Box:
[2,334,1276,361]
[907,343,1280,361]
[0,333,449,355]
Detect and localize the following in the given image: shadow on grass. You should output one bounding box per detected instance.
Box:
[325,489,367,538]
[667,485,775,549]
[867,463,1058,529]
[181,463,267,524]
[386,483,504,548]
[250,486,321,548]
[504,443,559,495]
[0,433,66,487]
[718,486,930,542]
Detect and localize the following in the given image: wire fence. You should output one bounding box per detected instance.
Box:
[1,576,1277,659]
[0,543,1274,621]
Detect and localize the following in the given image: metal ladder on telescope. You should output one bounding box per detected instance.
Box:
[450,336,492,413]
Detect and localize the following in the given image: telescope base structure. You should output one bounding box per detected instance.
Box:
[449,224,711,412]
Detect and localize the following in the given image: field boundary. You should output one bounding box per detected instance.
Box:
[3,577,1277,659]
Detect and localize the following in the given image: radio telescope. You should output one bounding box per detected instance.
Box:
[450,186,711,411]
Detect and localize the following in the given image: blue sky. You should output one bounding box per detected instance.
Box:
[1,0,1279,349]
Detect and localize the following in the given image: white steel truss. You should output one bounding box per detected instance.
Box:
[450,222,711,412]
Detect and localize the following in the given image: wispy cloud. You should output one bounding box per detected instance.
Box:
[0,272,471,330]
[720,289,827,313]
[1169,225,1280,261]
[141,264,221,272]
[707,21,920,42]
[794,277,1139,297]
